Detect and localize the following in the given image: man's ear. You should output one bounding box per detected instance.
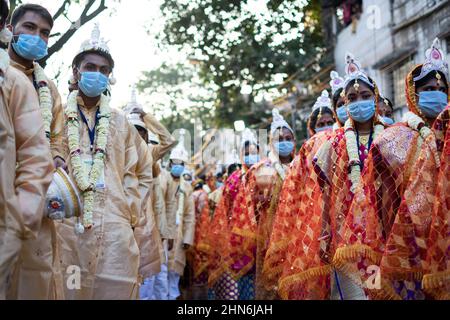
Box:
[6,24,13,33]
[72,66,80,82]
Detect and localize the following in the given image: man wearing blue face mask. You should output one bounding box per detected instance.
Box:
[8,4,66,169]
[54,24,152,300]
[153,131,195,300]
[6,4,67,301]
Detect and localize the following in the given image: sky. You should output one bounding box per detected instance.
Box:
[21,0,179,113]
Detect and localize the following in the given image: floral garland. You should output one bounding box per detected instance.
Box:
[176,178,186,226]
[403,111,440,168]
[66,90,111,229]
[33,63,53,139]
[344,116,384,193]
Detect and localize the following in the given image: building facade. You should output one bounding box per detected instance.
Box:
[332,0,450,120]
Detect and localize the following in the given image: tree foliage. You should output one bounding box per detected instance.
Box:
[152,0,324,127]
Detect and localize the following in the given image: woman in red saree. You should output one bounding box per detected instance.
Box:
[207,129,260,300]
[262,90,338,297]
[333,38,449,300]
[187,179,211,299]
[226,109,298,299]
[277,52,387,300]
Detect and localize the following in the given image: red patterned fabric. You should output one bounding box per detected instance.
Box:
[333,68,449,300]
[277,127,359,299]
[207,169,245,287]
[262,130,333,293]
[190,189,211,281]
[422,106,450,300]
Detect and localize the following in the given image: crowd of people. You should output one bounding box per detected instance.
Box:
[0,2,448,301]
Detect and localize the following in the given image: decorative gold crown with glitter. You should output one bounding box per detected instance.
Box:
[343,52,373,89]
[413,38,449,83]
[312,90,331,113]
[330,70,345,95]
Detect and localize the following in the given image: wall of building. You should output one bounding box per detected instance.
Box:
[334,0,393,96]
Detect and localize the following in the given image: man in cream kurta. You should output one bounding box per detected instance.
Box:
[6,4,66,300]
[56,25,152,300]
[125,99,177,300]
[153,133,195,300]
[0,3,54,297]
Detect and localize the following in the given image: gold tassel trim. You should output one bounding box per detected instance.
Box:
[422,271,449,291]
[278,265,333,300]
[368,277,402,300]
[333,244,382,269]
[231,226,257,239]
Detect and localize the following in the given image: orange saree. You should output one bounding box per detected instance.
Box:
[262,130,333,294]
[333,69,448,300]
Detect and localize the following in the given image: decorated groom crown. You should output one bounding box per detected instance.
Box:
[343,52,374,90]
[170,129,189,163]
[73,23,116,84]
[45,168,82,226]
[413,38,449,83]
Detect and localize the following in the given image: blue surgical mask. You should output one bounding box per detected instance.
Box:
[315,125,333,133]
[12,33,48,61]
[336,105,349,124]
[418,91,448,118]
[274,141,294,157]
[244,154,260,167]
[78,71,109,98]
[381,116,395,126]
[347,100,376,123]
[171,164,185,178]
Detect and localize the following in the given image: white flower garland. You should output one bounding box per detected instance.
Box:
[344,116,384,193]
[33,63,53,139]
[66,90,111,229]
[403,111,440,167]
[176,179,186,226]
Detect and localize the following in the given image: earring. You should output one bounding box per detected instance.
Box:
[436,72,442,87]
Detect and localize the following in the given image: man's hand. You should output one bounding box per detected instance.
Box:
[53,156,67,171]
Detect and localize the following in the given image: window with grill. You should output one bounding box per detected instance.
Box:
[392,57,415,110]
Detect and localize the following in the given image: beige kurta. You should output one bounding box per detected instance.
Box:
[134,115,176,280]
[159,169,178,241]
[142,113,177,162]
[7,60,66,300]
[0,54,54,299]
[57,96,152,300]
[166,176,196,275]
[132,138,162,280]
